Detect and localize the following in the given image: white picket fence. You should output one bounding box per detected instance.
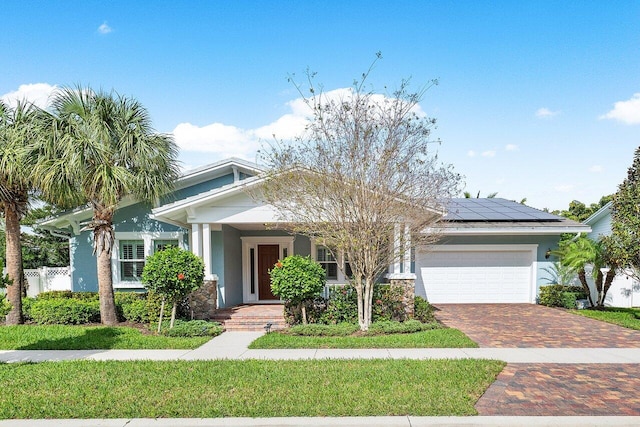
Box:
[2,267,72,297]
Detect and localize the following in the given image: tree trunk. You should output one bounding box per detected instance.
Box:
[301,303,308,325]
[600,269,617,307]
[4,206,23,325]
[577,269,595,307]
[170,301,177,328]
[157,298,165,333]
[96,243,118,325]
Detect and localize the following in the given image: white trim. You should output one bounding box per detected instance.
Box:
[417,244,538,303]
[437,227,590,236]
[202,223,212,276]
[111,231,186,289]
[241,236,294,303]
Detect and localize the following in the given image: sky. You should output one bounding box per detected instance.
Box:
[2,0,639,211]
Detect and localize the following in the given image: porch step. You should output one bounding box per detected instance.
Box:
[212,304,287,332]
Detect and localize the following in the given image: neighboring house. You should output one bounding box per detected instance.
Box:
[40,158,589,307]
[584,202,640,307]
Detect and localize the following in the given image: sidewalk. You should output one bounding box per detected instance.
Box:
[3,331,640,363]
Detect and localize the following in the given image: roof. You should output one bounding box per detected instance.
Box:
[439,198,590,235]
[444,198,559,221]
[584,201,612,225]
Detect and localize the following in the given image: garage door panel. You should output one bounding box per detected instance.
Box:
[416,250,533,303]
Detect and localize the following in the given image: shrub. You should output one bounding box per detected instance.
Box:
[36,290,73,300]
[0,294,11,321]
[270,255,326,324]
[142,246,205,329]
[414,296,435,323]
[21,297,35,321]
[29,299,100,325]
[288,322,359,336]
[320,285,358,324]
[372,285,408,322]
[539,285,588,308]
[284,297,327,325]
[367,320,439,334]
[158,320,223,337]
[114,292,149,323]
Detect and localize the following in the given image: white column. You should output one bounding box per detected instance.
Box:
[202,223,212,276]
[403,225,411,275]
[393,223,402,274]
[191,223,202,257]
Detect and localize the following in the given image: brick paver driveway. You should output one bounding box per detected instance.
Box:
[475,364,640,416]
[435,304,640,415]
[434,303,640,347]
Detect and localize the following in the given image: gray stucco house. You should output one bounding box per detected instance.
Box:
[41,158,589,307]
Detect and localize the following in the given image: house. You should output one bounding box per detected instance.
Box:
[40,158,589,308]
[584,202,640,307]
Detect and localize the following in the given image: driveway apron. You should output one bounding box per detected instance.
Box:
[435,304,640,415]
[434,303,640,347]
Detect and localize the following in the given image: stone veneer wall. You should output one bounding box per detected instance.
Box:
[188,278,218,320]
[389,278,415,318]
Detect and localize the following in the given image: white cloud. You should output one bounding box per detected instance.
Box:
[505,144,518,151]
[1,83,56,109]
[467,150,476,157]
[481,150,496,158]
[554,184,574,193]
[98,22,112,34]
[173,87,430,160]
[600,93,640,125]
[535,107,560,119]
[589,165,604,173]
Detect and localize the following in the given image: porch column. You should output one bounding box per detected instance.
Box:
[202,223,212,276]
[403,225,411,275]
[191,223,202,257]
[393,223,402,274]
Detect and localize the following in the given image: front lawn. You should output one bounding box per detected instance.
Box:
[571,307,640,330]
[0,325,211,350]
[0,359,504,418]
[250,328,477,349]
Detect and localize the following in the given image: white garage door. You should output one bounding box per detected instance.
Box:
[415,247,535,303]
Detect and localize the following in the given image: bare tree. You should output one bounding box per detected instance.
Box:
[259,56,462,330]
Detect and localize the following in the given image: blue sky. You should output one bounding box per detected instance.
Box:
[2,1,639,211]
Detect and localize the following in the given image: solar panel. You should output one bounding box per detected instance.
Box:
[443,198,560,221]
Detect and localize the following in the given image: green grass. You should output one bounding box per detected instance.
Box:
[0,325,210,350]
[0,359,505,418]
[571,307,640,330]
[249,329,477,349]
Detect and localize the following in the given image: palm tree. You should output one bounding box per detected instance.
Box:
[557,237,618,308]
[463,191,498,198]
[38,87,179,325]
[0,100,43,324]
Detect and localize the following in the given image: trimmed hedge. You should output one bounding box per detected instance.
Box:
[158,320,223,337]
[29,299,101,324]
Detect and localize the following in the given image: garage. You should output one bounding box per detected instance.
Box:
[415,245,536,304]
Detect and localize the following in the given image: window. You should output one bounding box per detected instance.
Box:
[316,246,338,280]
[119,240,145,281]
[154,239,178,252]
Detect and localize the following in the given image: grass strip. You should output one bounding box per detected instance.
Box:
[249,329,477,349]
[0,325,210,350]
[0,359,504,418]
[571,307,640,330]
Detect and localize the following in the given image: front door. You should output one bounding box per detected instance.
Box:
[257,244,280,300]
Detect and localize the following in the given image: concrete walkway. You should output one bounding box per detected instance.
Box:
[3,331,640,363]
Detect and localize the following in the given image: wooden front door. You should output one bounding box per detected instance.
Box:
[257,244,280,300]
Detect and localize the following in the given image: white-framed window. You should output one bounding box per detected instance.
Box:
[112,232,185,288]
[316,246,338,280]
[119,240,145,281]
[311,242,358,283]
